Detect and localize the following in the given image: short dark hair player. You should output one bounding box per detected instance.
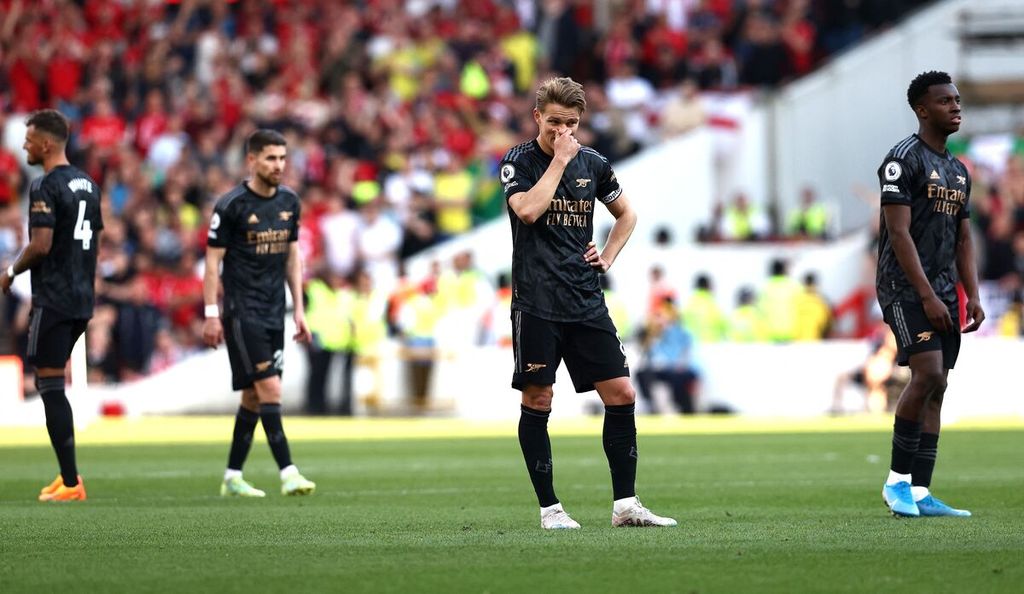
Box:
[876,71,984,517]
[2,109,104,501]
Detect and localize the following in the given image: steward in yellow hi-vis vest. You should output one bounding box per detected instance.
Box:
[304,273,355,415]
[682,275,726,343]
[758,259,801,342]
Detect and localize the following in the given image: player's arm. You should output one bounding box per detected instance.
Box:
[585,192,636,273]
[956,217,984,332]
[881,204,953,333]
[287,241,312,343]
[202,246,226,347]
[1,227,53,294]
[508,130,580,224]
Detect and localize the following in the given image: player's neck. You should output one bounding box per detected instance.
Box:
[916,127,948,155]
[42,155,70,173]
[247,178,277,198]
[535,135,554,156]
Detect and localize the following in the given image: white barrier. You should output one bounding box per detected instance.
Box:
[5,335,1019,425]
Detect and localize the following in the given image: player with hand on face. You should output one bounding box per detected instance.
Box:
[500,77,677,529]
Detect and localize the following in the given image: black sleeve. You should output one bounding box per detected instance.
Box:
[878,155,916,207]
[500,156,538,201]
[595,157,622,205]
[28,178,57,228]
[207,199,234,248]
[290,196,301,242]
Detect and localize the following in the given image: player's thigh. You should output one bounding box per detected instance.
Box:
[224,318,284,391]
[883,301,955,366]
[510,310,561,391]
[25,308,86,370]
[561,314,629,393]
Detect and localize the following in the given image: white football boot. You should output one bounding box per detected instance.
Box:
[611,497,677,527]
[540,502,581,530]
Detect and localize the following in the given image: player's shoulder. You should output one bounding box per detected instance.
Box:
[277,184,301,204]
[883,134,921,162]
[29,174,45,194]
[579,145,611,165]
[501,139,539,164]
[214,183,250,212]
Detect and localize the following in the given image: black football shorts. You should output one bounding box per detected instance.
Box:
[25,307,88,369]
[223,318,285,391]
[883,300,961,369]
[511,310,629,393]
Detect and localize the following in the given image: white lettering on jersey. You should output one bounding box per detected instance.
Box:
[67,178,94,194]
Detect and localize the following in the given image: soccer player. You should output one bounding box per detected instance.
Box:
[1,109,103,502]
[203,129,316,498]
[876,71,984,517]
[501,77,676,529]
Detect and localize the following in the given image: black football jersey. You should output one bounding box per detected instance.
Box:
[207,183,301,328]
[500,139,622,322]
[28,165,103,319]
[876,134,971,309]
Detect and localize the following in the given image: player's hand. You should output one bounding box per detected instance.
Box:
[552,129,580,164]
[962,299,985,333]
[293,313,313,344]
[922,294,954,334]
[0,272,11,295]
[583,241,609,273]
[203,317,224,348]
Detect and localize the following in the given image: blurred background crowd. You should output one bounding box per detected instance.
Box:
[2,0,1022,409]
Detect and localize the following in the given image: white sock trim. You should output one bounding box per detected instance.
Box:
[911,486,930,501]
[224,469,243,481]
[885,470,912,486]
[280,464,299,480]
[540,502,563,515]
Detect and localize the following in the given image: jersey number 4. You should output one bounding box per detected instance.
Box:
[73,200,93,250]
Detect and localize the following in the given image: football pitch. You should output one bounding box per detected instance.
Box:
[1,416,1021,593]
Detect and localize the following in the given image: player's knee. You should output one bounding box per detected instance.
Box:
[241,389,260,411]
[254,377,283,404]
[606,384,636,406]
[522,386,553,411]
[912,369,946,395]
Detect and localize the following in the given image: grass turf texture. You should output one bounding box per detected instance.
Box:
[1,417,1021,593]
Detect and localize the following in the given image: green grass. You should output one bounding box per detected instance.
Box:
[1,429,1022,593]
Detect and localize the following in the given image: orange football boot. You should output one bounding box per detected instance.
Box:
[40,477,86,502]
[38,475,63,500]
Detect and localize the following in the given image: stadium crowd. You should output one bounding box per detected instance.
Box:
[0,0,975,393]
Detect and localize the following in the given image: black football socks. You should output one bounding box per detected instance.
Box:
[911,432,939,489]
[519,405,558,507]
[603,403,638,501]
[227,406,260,471]
[890,415,922,475]
[38,377,78,487]
[259,403,293,470]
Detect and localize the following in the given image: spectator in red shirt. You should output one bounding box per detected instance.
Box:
[134,89,168,154]
[0,144,23,207]
[80,97,127,157]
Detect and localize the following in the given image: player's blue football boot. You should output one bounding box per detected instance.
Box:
[916,494,971,517]
[882,481,919,517]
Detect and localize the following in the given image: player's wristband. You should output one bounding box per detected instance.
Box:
[5,265,13,280]
[204,304,220,319]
